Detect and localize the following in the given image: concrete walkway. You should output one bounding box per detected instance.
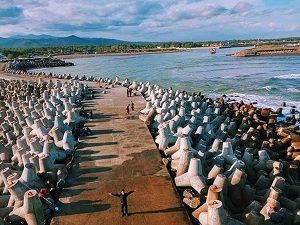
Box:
[51,84,191,225]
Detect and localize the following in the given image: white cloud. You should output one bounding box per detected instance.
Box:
[0,0,299,41]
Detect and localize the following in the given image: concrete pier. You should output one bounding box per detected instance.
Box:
[51,84,191,225]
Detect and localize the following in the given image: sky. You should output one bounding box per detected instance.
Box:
[0,0,299,41]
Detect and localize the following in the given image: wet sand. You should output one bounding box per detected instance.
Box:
[50,84,191,225]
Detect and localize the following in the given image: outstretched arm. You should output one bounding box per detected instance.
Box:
[109,193,121,198]
[126,190,136,196]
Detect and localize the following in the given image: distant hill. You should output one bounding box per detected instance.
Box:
[9,34,56,40]
[0,34,131,48]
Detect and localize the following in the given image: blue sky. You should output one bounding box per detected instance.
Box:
[0,0,299,41]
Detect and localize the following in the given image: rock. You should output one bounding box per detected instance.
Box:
[182,189,201,208]
[183,196,201,209]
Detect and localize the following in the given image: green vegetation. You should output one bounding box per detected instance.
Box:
[0,37,299,59]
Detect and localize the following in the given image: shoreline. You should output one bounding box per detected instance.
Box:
[2,62,299,114]
[54,49,185,59]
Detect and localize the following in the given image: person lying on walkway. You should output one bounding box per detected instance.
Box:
[109,189,136,216]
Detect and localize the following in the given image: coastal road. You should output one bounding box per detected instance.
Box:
[51,84,191,225]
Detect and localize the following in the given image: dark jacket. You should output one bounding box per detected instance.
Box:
[111,191,135,205]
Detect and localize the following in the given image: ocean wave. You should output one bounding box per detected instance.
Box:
[262,86,272,91]
[274,74,300,79]
[210,92,300,113]
[287,87,300,93]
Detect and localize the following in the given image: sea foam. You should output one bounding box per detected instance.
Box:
[274,73,300,79]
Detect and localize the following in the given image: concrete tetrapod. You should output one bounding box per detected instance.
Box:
[171,135,196,160]
[19,163,44,189]
[7,179,28,208]
[7,190,44,225]
[174,148,193,176]
[216,141,237,165]
[139,107,157,125]
[155,123,170,150]
[192,185,222,219]
[42,140,66,162]
[164,134,182,156]
[62,130,76,152]
[199,200,227,225]
[175,158,207,194]
[0,142,12,163]
[199,200,245,225]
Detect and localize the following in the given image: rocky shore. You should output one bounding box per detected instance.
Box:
[5,58,74,72]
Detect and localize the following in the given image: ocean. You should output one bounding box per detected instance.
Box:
[31,47,300,113]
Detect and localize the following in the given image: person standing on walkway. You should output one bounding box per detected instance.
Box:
[126,104,130,114]
[109,189,136,216]
[131,101,134,111]
[128,88,132,97]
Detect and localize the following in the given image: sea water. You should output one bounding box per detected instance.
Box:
[31,47,300,112]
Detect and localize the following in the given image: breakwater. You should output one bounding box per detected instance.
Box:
[3,68,300,224]
[5,57,74,72]
[136,80,300,225]
[233,45,300,57]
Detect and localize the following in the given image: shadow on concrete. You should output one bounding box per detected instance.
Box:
[61,188,95,198]
[91,113,117,122]
[57,200,110,216]
[69,176,98,186]
[80,154,119,162]
[126,115,139,120]
[92,129,124,135]
[78,167,112,175]
[129,207,183,215]
[82,141,118,148]
[76,149,98,155]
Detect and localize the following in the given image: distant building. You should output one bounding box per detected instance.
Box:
[219,41,231,48]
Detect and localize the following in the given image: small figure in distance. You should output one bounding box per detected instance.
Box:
[131,101,134,111]
[128,87,133,97]
[126,104,130,114]
[109,189,136,216]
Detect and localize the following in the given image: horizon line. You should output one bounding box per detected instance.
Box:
[1,34,300,43]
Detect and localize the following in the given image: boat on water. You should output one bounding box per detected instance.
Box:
[210,48,217,54]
